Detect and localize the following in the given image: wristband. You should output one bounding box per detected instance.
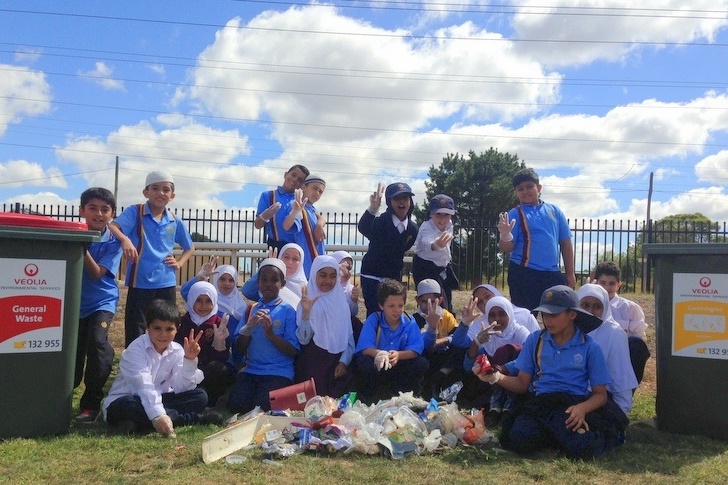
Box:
[258,215,270,223]
[499,232,513,242]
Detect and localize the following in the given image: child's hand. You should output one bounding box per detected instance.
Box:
[351,285,360,302]
[368,183,385,214]
[267,246,279,259]
[565,403,589,432]
[121,238,138,263]
[339,261,351,281]
[299,285,321,320]
[314,217,327,243]
[164,254,181,270]
[261,316,275,339]
[152,415,175,438]
[212,315,230,351]
[334,362,348,379]
[387,350,400,367]
[433,232,454,249]
[461,296,480,325]
[197,256,218,279]
[497,212,515,242]
[373,350,391,371]
[476,321,499,345]
[425,298,440,330]
[183,328,203,360]
[292,188,308,218]
[260,202,282,222]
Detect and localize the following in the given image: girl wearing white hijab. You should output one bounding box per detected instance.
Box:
[177,281,233,406]
[242,243,307,307]
[471,284,540,333]
[332,250,360,317]
[577,284,638,414]
[295,255,355,397]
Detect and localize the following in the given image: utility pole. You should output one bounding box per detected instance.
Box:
[644,172,654,291]
[114,156,119,203]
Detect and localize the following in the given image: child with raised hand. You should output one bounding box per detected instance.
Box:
[352,279,428,403]
[332,250,360,317]
[593,261,650,384]
[109,170,195,347]
[414,279,470,400]
[497,168,574,311]
[282,175,327,276]
[475,285,626,460]
[103,299,222,438]
[175,281,232,407]
[358,182,418,316]
[295,255,355,398]
[413,194,458,312]
[577,284,637,416]
[254,164,310,252]
[227,259,300,414]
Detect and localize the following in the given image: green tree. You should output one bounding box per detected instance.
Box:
[416,148,526,286]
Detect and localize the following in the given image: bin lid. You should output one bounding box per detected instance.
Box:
[0,212,88,230]
[0,212,99,243]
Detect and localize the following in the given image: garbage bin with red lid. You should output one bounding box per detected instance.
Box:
[0,212,99,438]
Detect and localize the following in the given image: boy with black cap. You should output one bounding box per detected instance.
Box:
[358,182,419,316]
[412,194,458,311]
[110,170,195,347]
[475,285,627,459]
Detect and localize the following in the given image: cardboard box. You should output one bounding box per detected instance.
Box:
[202,416,300,464]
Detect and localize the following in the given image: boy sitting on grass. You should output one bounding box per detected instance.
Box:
[353,279,428,403]
[103,299,222,438]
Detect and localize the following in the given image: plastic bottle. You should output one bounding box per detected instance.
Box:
[439,381,464,403]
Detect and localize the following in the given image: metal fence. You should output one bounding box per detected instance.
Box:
[4,202,727,293]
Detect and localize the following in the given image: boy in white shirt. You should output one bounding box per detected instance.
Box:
[594,262,650,383]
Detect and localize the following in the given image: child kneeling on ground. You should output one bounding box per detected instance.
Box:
[103,299,222,438]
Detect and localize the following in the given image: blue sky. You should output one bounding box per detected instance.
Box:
[2,1,728,223]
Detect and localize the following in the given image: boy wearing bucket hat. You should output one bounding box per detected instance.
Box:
[475,285,627,459]
[358,182,419,316]
[412,194,458,312]
[110,170,195,347]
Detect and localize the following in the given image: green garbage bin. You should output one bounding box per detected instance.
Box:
[0,212,99,438]
[644,243,728,440]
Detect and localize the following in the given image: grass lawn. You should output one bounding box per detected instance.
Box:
[2,291,728,484]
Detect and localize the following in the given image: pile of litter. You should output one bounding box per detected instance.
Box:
[203,387,498,463]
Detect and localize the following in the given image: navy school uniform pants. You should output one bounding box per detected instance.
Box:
[106,388,208,429]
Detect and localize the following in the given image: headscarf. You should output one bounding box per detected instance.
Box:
[299,255,352,354]
[280,243,307,297]
[185,281,218,326]
[213,264,246,320]
[577,284,614,326]
[472,283,502,298]
[480,296,529,355]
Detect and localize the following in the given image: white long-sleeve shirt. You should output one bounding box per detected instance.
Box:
[102,334,203,421]
[609,294,648,340]
[413,218,452,268]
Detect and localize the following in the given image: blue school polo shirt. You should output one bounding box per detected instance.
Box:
[80,228,123,318]
[241,297,300,380]
[355,312,424,355]
[287,203,325,277]
[508,202,571,272]
[515,327,610,397]
[114,202,193,289]
[257,187,296,243]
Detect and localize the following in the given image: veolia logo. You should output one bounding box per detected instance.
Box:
[693,276,717,294]
[24,264,39,277]
[699,277,712,288]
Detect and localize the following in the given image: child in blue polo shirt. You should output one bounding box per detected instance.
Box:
[281,174,326,277]
[358,182,419,316]
[110,170,195,347]
[476,285,626,459]
[254,164,311,252]
[227,258,300,414]
[353,279,428,403]
[74,187,123,422]
[498,168,575,310]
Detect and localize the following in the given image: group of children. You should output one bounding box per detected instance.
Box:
[72,165,649,459]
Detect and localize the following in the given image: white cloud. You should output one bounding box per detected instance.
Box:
[14,47,42,63]
[1,191,76,209]
[77,62,125,91]
[55,115,251,209]
[147,64,166,75]
[695,150,728,182]
[0,160,66,188]
[0,64,51,136]
[653,167,680,180]
[600,187,728,222]
[510,0,728,68]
